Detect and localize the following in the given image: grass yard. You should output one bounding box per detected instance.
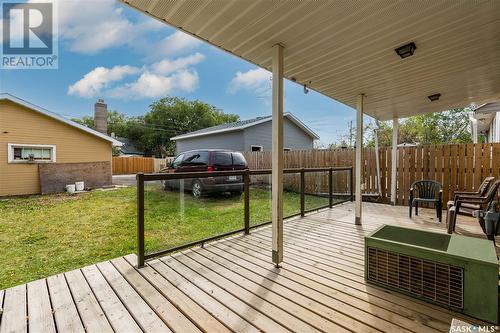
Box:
[0,185,335,289]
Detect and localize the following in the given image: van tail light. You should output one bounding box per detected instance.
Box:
[207,166,214,172]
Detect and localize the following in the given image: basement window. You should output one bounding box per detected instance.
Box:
[8,144,56,163]
[251,145,263,152]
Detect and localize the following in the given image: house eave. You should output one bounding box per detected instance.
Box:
[171,113,319,141]
[0,93,123,147]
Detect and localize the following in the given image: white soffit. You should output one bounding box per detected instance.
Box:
[120,0,500,121]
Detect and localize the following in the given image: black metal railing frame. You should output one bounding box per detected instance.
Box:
[136,166,353,267]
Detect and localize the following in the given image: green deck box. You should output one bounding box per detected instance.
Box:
[365,225,498,323]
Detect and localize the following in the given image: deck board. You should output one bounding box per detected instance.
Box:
[97,261,171,333]
[46,274,85,333]
[123,254,232,333]
[27,279,56,333]
[0,285,27,333]
[161,255,291,332]
[65,269,114,333]
[111,257,202,333]
[0,289,4,327]
[81,264,142,333]
[0,202,496,333]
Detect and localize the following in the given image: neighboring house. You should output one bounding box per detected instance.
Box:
[171,113,319,153]
[470,101,500,143]
[0,93,122,196]
[115,136,146,156]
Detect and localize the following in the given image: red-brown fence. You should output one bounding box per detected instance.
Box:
[112,157,155,175]
[243,143,500,205]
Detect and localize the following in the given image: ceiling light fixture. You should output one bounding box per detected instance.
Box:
[395,42,416,59]
[428,93,441,102]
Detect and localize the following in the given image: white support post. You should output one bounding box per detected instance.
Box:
[390,117,399,205]
[271,43,284,267]
[355,94,364,225]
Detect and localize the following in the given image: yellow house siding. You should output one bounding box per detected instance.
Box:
[0,100,112,196]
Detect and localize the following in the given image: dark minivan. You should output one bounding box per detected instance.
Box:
[161,149,248,197]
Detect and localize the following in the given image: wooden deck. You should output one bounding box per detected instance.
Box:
[0,202,496,333]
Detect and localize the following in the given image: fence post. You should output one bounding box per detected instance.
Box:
[137,173,145,268]
[244,170,250,234]
[350,167,354,201]
[300,168,305,217]
[329,168,333,208]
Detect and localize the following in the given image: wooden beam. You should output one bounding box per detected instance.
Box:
[390,117,399,205]
[355,94,364,225]
[271,43,284,266]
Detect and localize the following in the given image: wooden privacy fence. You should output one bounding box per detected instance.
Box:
[112,157,173,174]
[113,157,154,175]
[242,143,500,205]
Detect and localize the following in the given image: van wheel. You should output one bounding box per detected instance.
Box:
[191,180,203,198]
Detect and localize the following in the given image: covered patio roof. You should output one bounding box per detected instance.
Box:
[120,0,500,120]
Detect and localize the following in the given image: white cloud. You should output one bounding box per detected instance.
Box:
[150,53,205,75]
[154,31,201,59]
[227,68,271,94]
[68,53,204,99]
[0,1,201,57]
[56,0,162,54]
[108,70,199,99]
[68,65,141,98]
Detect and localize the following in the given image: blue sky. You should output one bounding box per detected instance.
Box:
[0,0,360,146]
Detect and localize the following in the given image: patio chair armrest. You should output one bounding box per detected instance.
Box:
[456,195,487,204]
[408,187,414,201]
[454,190,477,196]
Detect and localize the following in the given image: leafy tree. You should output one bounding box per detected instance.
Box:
[137,97,239,156]
[72,97,239,157]
[364,108,472,147]
[71,110,127,136]
[71,116,94,128]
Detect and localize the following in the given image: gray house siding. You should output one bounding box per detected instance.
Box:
[176,130,244,153]
[175,117,314,153]
[243,118,313,151]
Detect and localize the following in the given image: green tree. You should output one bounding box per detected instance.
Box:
[139,97,239,156]
[71,110,128,137]
[71,116,94,128]
[72,97,239,157]
[364,108,472,147]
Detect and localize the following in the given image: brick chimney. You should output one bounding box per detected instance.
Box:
[94,98,108,134]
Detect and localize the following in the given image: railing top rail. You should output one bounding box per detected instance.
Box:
[138,166,353,181]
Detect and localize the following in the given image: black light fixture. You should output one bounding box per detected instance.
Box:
[428,93,441,102]
[395,42,416,59]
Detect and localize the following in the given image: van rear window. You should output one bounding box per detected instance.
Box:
[232,152,246,166]
[212,152,232,166]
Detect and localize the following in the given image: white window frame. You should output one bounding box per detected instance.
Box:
[250,145,263,152]
[7,143,56,163]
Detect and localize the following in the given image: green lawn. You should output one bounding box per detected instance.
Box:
[0,185,331,289]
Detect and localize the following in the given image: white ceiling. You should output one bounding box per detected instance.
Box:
[120,0,500,120]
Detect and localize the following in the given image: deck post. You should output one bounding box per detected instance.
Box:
[300,168,305,217]
[390,117,399,205]
[136,173,145,268]
[328,168,333,208]
[355,94,364,225]
[244,170,250,234]
[271,43,284,267]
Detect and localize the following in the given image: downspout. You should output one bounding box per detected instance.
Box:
[374,120,382,197]
[469,113,478,144]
